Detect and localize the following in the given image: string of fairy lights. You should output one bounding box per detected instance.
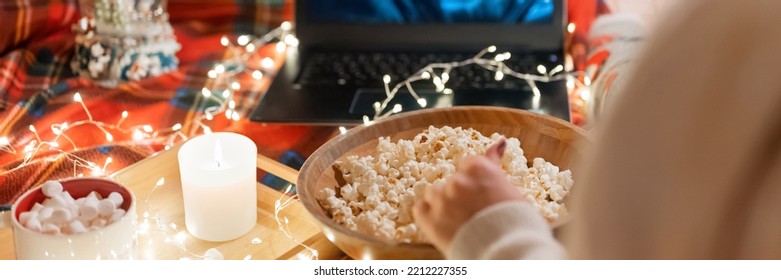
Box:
[0,21,590,259]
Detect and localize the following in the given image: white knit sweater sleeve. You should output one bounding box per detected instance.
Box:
[447,201,566,260]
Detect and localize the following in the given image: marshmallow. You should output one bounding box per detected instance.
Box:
[26,218,42,232]
[19,211,38,225]
[31,203,44,212]
[110,209,126,223]
[90,218,107,228]
[97,199,116,217]
[204,248,224,260]
[41,180,63,198]
[42,223,61,235]
[87,191,102,201]
[78,202,99,221]
[38,207,54,222]
[74,197,86,206]
[43,194,68,208]
[107,192,124,208]
[68,220,87,234]
[61,191,76,204]
[48,208,73,224]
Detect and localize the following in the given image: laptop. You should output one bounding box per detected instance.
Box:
[250,0,570,125]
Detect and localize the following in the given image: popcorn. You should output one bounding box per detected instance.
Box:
[318,126,574,243]
[18,180,127,235]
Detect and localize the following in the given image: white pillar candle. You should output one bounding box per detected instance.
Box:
[178,132,257,242]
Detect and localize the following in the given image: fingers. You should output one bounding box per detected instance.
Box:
[485,138,506,165]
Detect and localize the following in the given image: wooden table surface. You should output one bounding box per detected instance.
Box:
[0,145,344,260]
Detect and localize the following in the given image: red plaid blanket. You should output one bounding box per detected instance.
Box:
[0,0,604,205]
[0,0,336,204]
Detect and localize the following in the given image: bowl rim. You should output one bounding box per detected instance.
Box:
[298,106,589,250]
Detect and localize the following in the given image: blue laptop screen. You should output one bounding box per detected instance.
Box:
[306,0,554,24]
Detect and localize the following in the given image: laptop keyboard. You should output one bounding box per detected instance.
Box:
[297,51,552,90]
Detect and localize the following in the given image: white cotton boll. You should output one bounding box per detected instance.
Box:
[97,200,116,217]
[41,180,63,198]
[68,220,87,234]
[42,223,61,235]
[204,248,224,260]
[107,192,124,207]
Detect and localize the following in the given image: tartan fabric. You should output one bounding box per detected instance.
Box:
[0,0,339,205]
[0,0,605,205]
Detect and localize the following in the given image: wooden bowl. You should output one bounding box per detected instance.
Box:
[298,106,590,259]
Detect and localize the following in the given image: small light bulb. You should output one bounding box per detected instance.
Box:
[132,129,144,140]
[441,72,449,83]
[231,82,241,90]
[237,35,250,46]
[443,88,454,95]
[215,64,225,74]
[228,100,236,109]
[28,125,36,133]
[276,42,286,52]
[495,71,504,81]
[121,111,128,118]
[417,98,427,107]
[567,23,576,33]
[220,36,229,47]
[383,75,391,84]
[172,123,182,131]
[392,104,402,113]
[283,34,299,47]
[537,65,547,75]
[0,137,8,146]
[105,132,113,142]
[245,43,256,52]
[487,45,497,53]
[281,21,293,31]
[222,90,230,98]
[201,88,212,97]
[231,111,240,121]
[338,126,347,135]
[73,92,82,102]
[252,70,263,80]
[261,57,275,69]
[142,125,153,133]
[207,70,217,79]
[421,72,431,79]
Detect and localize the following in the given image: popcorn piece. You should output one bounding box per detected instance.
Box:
[317,126,575,243]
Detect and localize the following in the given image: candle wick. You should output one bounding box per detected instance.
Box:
[216,160,221,168]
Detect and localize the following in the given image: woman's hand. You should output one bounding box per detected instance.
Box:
[413,138,526,253]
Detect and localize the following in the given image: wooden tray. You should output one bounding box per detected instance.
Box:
[0,145,344,260]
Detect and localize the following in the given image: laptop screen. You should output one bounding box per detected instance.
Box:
[306,0,554,25]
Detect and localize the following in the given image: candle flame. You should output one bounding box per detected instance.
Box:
[215,139,223,168]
